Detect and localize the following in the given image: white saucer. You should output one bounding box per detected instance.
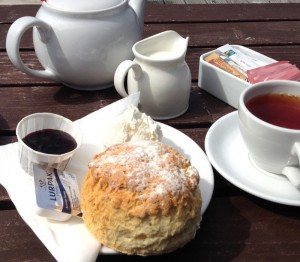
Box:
[205,111,300,206]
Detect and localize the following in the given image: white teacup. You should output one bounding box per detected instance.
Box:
[238,80,300,188]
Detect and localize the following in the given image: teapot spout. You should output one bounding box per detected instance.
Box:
[129,0,146,33]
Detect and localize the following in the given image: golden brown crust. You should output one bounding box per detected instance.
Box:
[81,140,202,256]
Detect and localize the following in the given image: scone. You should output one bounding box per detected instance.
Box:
[81,140,202,256]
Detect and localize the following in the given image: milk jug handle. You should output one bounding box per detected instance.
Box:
[6,16,57,81]
[114,60,142,97]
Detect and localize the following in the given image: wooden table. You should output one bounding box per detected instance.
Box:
[1,3,300,262]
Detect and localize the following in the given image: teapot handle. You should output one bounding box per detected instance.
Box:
[6,16,58,81]
[114,60,142,97]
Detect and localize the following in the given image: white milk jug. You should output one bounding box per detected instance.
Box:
[114,30,192,120]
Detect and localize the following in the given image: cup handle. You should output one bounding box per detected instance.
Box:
[114,60,142,97]
[6,16,58,81]
[282,142,300,189]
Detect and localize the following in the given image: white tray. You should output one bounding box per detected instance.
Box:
[198,45,276,108]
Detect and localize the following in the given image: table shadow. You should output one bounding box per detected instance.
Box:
[0,114,16,146]
[53,84,118,106]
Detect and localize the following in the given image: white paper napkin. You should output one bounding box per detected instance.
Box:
[0,93,140,262]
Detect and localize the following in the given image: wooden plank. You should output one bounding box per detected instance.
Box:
[197,196,300,262]
[0,210,56,262]
[0,185,10,202]
[0,84,120,127]
[0,135,15,145]
[144,3,300,22]
[0,84,232,132]
[0,52,57,86]
[0,4,38,23]
[1,24,34,50]
[1,4,300,24]
[142,21,300,47]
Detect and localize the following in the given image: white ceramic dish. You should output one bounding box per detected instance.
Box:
[198,45,276,108]
[205,111,300,206]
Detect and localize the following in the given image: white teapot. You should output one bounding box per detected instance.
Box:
[6,0,146,90]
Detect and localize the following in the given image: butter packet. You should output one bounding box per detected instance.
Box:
[217,44,267,73]
[33,164,81,221]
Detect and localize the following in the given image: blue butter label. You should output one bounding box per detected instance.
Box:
[33,164,81,216]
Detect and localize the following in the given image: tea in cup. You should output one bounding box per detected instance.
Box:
[238,80,300,188]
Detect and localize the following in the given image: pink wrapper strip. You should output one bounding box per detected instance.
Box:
[247,61,300,84]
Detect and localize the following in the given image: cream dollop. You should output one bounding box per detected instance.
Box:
[103,105,162,146]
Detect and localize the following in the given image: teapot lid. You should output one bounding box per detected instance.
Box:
[45,0,126,12]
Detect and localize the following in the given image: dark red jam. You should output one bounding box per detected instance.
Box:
[22,129,77,154]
